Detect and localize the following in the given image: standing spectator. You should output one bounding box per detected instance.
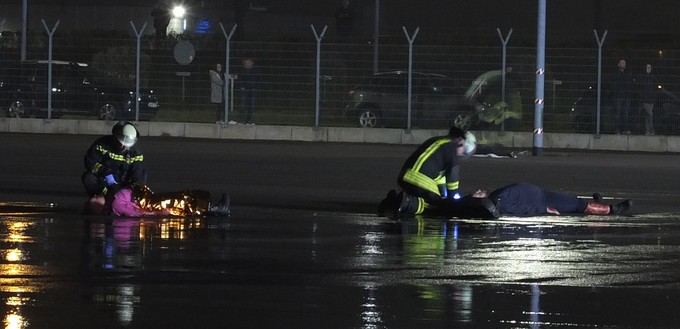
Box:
[334,0,355,39]
[611,58,633,134]
[151,0,171,39]
[209,63,225,122]
[237,58,260,125]
[638,63,658,135]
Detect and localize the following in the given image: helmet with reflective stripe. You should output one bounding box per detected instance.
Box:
[114,122,138,147]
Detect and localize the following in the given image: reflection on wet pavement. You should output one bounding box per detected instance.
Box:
[0,203,679,328]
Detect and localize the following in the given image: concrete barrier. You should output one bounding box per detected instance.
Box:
[0,118,678,153]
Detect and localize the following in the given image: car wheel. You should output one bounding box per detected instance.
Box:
[98,104,117,121]
[8,101,26,118]
[359,109,379,128]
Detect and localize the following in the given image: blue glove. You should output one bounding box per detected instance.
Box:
[105,174,118,186]
[438,184,448,199]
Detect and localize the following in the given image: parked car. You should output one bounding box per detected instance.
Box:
[343,71,473,129]
[2,60,159,120]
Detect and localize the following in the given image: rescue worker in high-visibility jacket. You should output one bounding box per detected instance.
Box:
[393,126,477,216]
[82,121,146,197]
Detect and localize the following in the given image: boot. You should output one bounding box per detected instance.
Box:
[378,189,398,217]
[584,202,611,215]
[206,193,230,216]
[610,199,632,215]
[396,191,417,218]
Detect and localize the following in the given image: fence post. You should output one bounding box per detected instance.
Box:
[41,19,59,121]
[130,21,147,122]
[311,24,327,127]
[220,23,237,124]
[402,26,419,131]
[594,29,608,136]
[373,0,380,74]
[497,28,513,133]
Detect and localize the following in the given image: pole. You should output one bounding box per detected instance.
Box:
[533,0,545,156]
[402,26,419,131]
[373,0,380,74]
[41,19,59,120]
[130,21,147,122]
[220,23,237,123]
[496,28,513,132]
[311,24,327,127]
[21,0,27,61]
[594,29,607,136]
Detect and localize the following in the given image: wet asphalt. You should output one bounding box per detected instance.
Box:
[1,132,680,328]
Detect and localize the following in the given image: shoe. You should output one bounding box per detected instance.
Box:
[378,189,398,217]
[610,199,632,215]
[622,130,631,135]
[592,192,603,203]
[245,122,255,126]
[396,191,413,217]
[227,120,238,125]
[206,193,230,216]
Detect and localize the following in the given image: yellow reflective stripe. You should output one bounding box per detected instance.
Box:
[92,163,103,174]
[403,169,440,196]
[411,138,452,172]
[416,197,427,214]
[95,145,108,154]
[129,155,144,163]
[96,145,144,164]
[446,181,459,190]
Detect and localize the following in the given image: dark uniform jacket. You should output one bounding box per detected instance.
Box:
[398,135,461,200]
[83,135,146,186]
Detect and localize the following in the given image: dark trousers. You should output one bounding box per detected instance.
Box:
[241,89,256,123]
[614,98,631,132]
[215,102,223,122]
[82,172,105,197]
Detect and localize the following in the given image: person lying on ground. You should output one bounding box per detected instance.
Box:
[84,184,230,217]
[471,183,632,216]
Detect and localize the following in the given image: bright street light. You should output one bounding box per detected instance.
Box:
[172,6,185,18]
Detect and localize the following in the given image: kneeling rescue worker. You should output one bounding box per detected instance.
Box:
[388,126,477,216]
[82,121,146,197]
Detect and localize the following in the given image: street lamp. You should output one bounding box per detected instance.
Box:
[170,5,187,33]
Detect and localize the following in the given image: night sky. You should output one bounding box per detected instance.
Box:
[2,0,679,44]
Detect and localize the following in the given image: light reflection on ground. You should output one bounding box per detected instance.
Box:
[0,203,678,328]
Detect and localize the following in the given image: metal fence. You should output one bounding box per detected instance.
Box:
[2,28,680,135]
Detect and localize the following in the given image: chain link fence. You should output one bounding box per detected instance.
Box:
[2,27,680,135]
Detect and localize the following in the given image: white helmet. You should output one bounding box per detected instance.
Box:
[115,123,138,148]
[463,131,477,155]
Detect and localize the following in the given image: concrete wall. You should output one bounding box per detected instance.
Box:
[0,117,678,153]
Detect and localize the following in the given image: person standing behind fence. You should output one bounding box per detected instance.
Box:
[238,58,260,125]
[210,63,225,122]
[334,0,355,40]
[611,59,633,134]
[151,0,171,39]
[638,63,658,135]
